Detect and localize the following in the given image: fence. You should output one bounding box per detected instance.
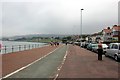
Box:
[0,44,45,54]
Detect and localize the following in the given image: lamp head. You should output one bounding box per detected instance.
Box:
[81,9,84,10]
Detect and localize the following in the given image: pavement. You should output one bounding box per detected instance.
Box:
[2,44,120,80]
[3,45,68,78]
[57,45,120,79]
[2,45,61,77]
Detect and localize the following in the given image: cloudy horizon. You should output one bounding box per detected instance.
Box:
[0,0,119,37]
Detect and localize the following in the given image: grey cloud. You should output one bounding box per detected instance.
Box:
[1,0,119,37]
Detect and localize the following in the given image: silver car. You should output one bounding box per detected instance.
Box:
[105,43,120,61]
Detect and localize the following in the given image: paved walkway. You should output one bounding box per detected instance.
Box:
[2,45,61,77]
[57,45,119,79]
[3,45,68,78]
[2,44,120,80]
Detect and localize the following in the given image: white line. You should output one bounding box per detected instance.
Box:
[1,45,63,79]
[54,74,59,80]
[54,46,68,80]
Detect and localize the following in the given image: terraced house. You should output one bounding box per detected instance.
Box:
[111,25,120,42]
[89,25,120,43]
[102,27,112,43]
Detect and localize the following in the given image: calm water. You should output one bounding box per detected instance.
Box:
[1,41,47,54]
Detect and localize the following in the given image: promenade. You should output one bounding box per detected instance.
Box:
[2,45,61,77]
[57,45,119,79]
[1,44,120,80]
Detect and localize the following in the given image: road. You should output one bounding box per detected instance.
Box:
[6,45,68,78]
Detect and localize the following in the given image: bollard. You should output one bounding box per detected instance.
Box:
[24,45,26,50]
[4,46,7,53]
[12,45,14,52]
[29,45,30,49]
[19,45,21,51]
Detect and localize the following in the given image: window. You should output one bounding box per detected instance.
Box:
[111,44,115,49]
[114,44,118,49]
[112,44,118,49]
[109,44,113,49]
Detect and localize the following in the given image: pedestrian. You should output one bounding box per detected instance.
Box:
[57,42,59,46]
[66,42,68,45]
[50,41,53,46]
[54,42,57,46]
[97,42,103,61]
[54,42,56,46]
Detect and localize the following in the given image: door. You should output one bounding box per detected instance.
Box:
[107,43,113,56]
[111,44,118,57]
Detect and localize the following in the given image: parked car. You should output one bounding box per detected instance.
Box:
[87,43,96,51]
[92,44,108,54]
[74,42,80,46]
[105,43,120,61]
[84,42,89,48]
[80,42,85,47]
[91,44,98,52]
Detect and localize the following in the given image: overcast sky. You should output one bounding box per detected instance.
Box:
[0,0,119,37]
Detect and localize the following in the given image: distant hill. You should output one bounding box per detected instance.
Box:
[2,34,91,41]
[22,34,69,38]
[2,34,72,41]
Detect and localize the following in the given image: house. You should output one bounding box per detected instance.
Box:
[111,25,120,42]
[102,27,112,43]
[90,32,103,43]
[88,25,120,43]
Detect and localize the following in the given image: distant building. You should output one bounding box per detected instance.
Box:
[85,36,92,42]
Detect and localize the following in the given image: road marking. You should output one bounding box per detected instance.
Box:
[54,46,68,80]
[1,45,63,79]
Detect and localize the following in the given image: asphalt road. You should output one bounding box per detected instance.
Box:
[7,45,68,78]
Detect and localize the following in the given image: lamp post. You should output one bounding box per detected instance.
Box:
[80,9,84,42]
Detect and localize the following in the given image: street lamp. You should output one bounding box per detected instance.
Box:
[80,9,84,41]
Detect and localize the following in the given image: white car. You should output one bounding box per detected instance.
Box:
[92,44,108,54]
[105,43,120,61]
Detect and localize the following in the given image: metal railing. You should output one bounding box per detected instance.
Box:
[0,44,44,54]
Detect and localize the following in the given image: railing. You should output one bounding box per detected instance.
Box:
[0,44,45,54]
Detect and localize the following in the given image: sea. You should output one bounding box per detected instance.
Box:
[0,41,47,54]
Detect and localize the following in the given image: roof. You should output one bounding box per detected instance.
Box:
[112,25,120,31]
[103,28,112,33]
